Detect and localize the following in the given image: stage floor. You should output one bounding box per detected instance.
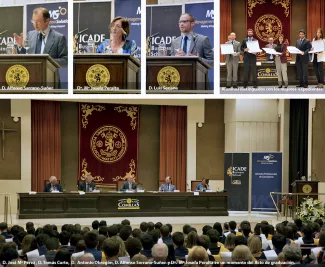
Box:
[5,211,287,232]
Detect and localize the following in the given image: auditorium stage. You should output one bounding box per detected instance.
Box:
[6,211,285,233]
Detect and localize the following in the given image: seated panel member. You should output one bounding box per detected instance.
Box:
[14,7,68,68]
[195,178,210,192]
[78,174,96,192]
[120,175,137,191]
[96,16,138,57]
[159,176,176,192]
[170,13,214,68]
[43,176,62,192]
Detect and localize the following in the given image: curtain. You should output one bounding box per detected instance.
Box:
[31,100,61,192]
[289,100,309,191]
[307,0,325,41]
[159,106,187,192]
[220,0,232,62]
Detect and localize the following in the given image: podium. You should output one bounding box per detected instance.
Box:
[73,54,140,90]
[146,56,211,91]
[291,180,319,217]
[0,54,61,89]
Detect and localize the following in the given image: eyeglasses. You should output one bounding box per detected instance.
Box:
[179,20,193,24]
[30,20,45,25]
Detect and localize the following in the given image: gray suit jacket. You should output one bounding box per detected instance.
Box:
[120,181,137,191]
[225,40,241,63]
[19,28,68,68]
[265,43,277,61]
[160,183,176,192]
[170,32,214,68]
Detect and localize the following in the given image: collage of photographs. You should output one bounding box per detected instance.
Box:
[0,0,325,266]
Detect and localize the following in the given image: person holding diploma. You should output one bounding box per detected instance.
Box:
[241,29,258,88]
[296,29,312,88]
[265,37,277,62]
[225,32,241,88]
[274,35,288,88]
[310,28,325,88]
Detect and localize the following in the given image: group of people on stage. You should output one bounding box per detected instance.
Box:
[225,28,325,88]
[43,175,211,193]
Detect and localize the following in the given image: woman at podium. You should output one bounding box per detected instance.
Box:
[96,16,138,58]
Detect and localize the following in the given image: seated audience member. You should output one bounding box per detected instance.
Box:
[247,235,266,260]
[121,219,130,226]
[0,248,19,267]
[16,232,27,251]
[206,229,221,255]
[147,222,155,232]
[213,223,223,237]
[75,253,96,267]
[234,236,247,247]
[149,229,160,245]
[0,223,9,239]
[202,225,213,236]
[131,254,150,267]
[112,236,129,257]
[103,237,130,266]
[158,225,173,245]
[132,228,142,239]
[229,221,238,235]
[140,233,154,258]
[36,234,50,255]
[241,223,251,239]
[100,220,108,227]
[140,222,148,233]
[295,224,316,245]
[99,226,109,237]
[172,231,188,257]
[186,231,199,249]
[96,235,105,253]
[45,237,60,262]
[151,243,169,267]
[125,237,142,258]
[26,226,35,236]
[92,220,99,231]
[155,222,163,230]
[108,225,119,237]
[272,234,287,255]
[53,248,71,267]
[70,234,83,253]
[120,226,132,242]
[84,231,101,261]
[227,245,254,267]
[197,236,219,265]
[282,244,302,265]
[75,240,86,253]
[166,224,173,237]
[316,232,325,263]
[224,233,236,252]
[21,235,37,257]
[186,246,209,267]
[58,231,71,249]
[183,224,192,237]
[286,222,300,240]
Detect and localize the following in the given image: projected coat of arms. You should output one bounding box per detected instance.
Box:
[78,103,139,186]
[246,0,291,60]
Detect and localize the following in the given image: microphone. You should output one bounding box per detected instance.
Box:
[297,171,300,180]
[76,28,88,35]
[121,29,127,39]
[0,30,8,35]
[148,32,159,39]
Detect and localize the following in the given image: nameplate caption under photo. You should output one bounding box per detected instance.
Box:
[221,86,325,94]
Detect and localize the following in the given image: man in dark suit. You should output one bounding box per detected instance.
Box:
[120,175,137,191]
[43,176,62,192]
[241,29,258,88]
[296,30,312,88]
[78,174,96,192]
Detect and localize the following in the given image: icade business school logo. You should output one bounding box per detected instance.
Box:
[118,198,140,210]
[227,166,247,185]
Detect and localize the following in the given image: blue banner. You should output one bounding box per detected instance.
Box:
[252,152,282,212]
[115,0,141,58]
[185,2,214,89]
[27,2,68,89]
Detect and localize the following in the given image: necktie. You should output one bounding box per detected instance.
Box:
[270,45,273,60]
[183,36,188,54]
[129,182,131,190]
[35,33,43,54]
[231,41,234,45]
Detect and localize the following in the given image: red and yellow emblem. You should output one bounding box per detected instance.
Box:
[90,125,127,163]
[255,14,282,41]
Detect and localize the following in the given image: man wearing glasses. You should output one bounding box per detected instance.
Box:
[13,7,68,68]
[170,13,214,68]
